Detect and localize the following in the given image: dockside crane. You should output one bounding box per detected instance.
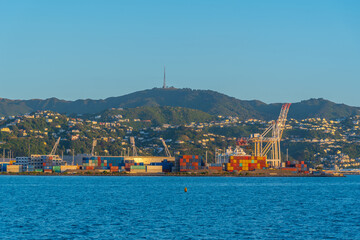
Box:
[50,137,61,155]
[130,137,137,156]
[250,103,291,167]
[160,138,171,157]
[91,139,97,156]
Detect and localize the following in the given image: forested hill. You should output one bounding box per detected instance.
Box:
[0,88,358,120]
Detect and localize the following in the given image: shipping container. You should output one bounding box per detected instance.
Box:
[130,168,146,173]
[146,165,163,173]
[110,166,119,172]
[7,165,22,173]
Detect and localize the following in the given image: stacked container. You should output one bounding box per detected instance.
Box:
[283,161,309,173]
[208,163,223,171]
[6,165,22,173]
[52,166,61,173]
[176,155,203,172]
[82,156,125,170]
[146,165,163,173]
[124,160,135,171]
[130,165,146,173]
[1,164,8,172]
[110,166,119,172]
[224,156,268,172]
[27,165,35,172]
[60,165,78,172]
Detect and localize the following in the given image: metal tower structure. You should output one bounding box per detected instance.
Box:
[91,139,97,156]
[130,137,137,156]
[50,137,61,155]
[160,138,171,157]
[250,103,291,167]
[163,66,166,89]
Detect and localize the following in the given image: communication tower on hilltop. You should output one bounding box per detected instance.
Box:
[163,66,166,89]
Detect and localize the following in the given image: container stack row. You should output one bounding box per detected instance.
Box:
[82,156,126,171]
[282,161,309,173]
[149,160,174,172]
[224,155,268,172]
[176,155,203,172]
[208,163,223,171]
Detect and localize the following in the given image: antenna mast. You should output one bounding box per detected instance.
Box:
[163,66,166,89]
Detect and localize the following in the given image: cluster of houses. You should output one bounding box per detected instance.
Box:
[1,111,360,169]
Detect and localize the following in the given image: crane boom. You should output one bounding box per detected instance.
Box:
[50,137,60,155]
[160,138,171,157]
[91,139,97,156]
[130,137,137,156]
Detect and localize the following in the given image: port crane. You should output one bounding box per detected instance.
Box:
[160,138,172,157]
[250,103,291,167]
[130,137,138,156]
[50,137,61,155]
[91,139,97,156]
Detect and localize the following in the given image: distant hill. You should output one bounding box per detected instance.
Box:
[0,88,359,120]
[98,106,216,125]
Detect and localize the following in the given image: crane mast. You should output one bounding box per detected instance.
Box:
[91,139,97,156]
[130,137,137,156]
[250,103,291,168]
[50,137,61,155]
[160,138,171,157]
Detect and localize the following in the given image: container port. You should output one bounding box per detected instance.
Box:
[0,104,331,176]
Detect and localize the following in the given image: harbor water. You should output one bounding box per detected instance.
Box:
[0,175,359,239]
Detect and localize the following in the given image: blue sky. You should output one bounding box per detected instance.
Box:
[0,0,359,105]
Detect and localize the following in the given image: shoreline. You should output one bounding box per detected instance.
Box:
[0,172,344,177]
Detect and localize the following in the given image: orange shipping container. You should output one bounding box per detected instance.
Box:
[282,167,298,171]
[110,166,119,172]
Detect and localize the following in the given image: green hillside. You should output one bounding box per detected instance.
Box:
[0,88,359,120]
[98,106,216,126]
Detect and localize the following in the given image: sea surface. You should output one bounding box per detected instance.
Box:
[0,175,359,240]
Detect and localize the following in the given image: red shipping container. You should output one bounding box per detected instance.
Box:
[109,163,113,167]
[98,160,101,166]
[43,163,46,166]
[98,157,101,161]
[110,166,119,172]
[86,166,94,170]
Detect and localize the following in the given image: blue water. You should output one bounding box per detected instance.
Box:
[0,176,359,240]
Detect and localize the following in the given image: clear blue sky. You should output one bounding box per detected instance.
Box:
[0,0,359,105]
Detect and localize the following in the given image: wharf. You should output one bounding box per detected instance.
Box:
[0,169,342,177]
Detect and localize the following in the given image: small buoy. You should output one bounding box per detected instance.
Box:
[184,187,187,192]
